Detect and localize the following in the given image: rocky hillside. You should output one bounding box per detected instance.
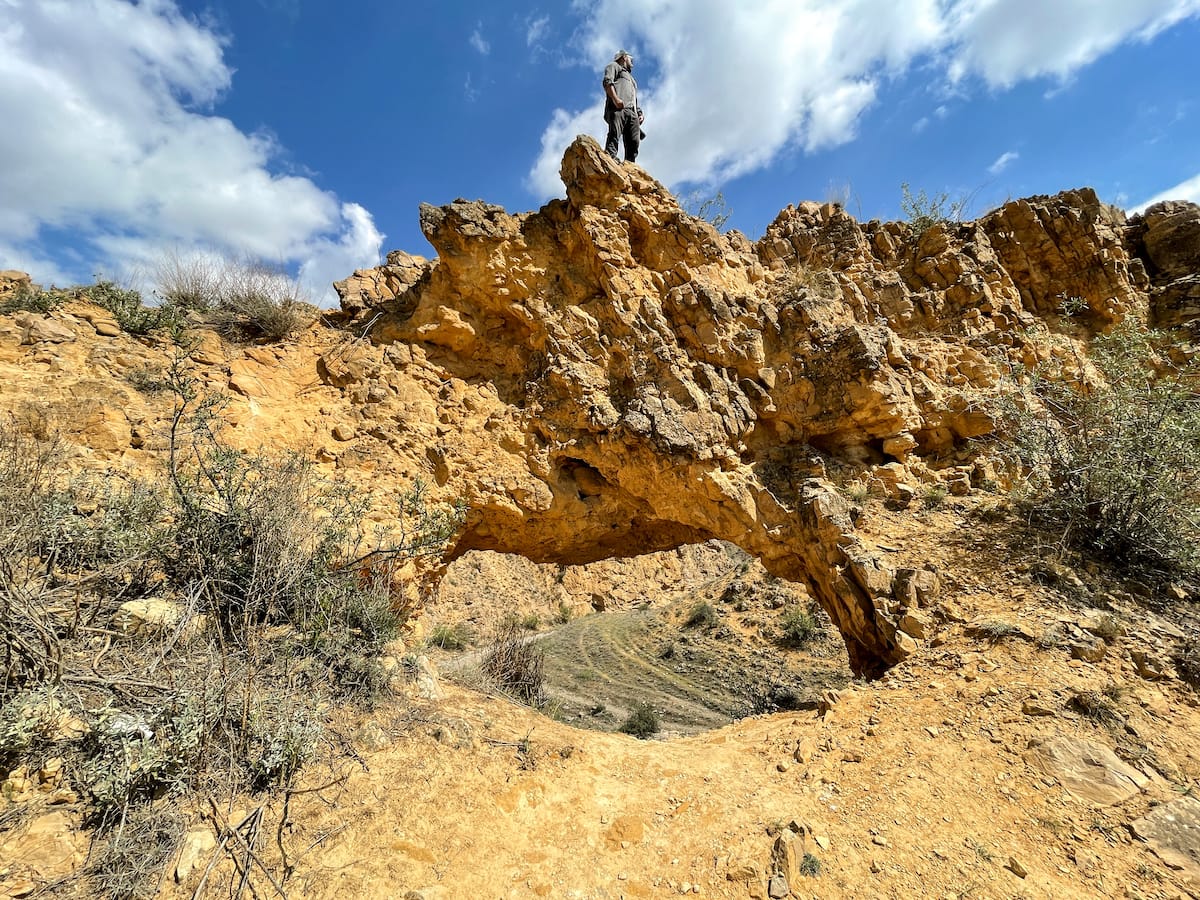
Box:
[0,135,1198,899]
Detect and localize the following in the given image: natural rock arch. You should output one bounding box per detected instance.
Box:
[334,136,1187,677]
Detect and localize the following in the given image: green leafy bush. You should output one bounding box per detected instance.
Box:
[0,370,466,867]
[618,701,659,739]
[0,284,66,314]
[684,600,718,629]
[428,622,474,651]
[84,280,179,335]
[778,605,820,647]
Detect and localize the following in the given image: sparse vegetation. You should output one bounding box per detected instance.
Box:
[618,701,660,739]
[0,284,66,314]
[84,279,179,336]
[1068,690,1122,727]
[428,622,474,651]
[165,255,313,341]
[1089,614,1123,643]
[966,838,994,863]
[778,605,820,648]
[684,600,719,630]
[799,852,822,877]
[481,620,545,705]
[0,358,465,896]
[923,484,948,509]
[843,480,871,503]
[973,620,1020,643]
[900,182,967,234]
[124,364,172,394]
[1001,318,1200,582]
[683,190,731,230]
[1174,640,1200,688]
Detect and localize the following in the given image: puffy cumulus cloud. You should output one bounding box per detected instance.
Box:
[298,203,385,301]
[529,0,1200,198]
[945,0,1200,87]
[0,0,382,304]
[528,0,946,197]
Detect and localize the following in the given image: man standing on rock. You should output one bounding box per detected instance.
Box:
[603,50,643,163]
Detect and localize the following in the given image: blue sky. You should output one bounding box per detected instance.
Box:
[1,0,1198,304]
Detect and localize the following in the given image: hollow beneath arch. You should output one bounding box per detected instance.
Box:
[431,544,852,736]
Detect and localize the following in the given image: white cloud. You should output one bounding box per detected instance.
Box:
[298,202,384,299]
[0,0,381,305]
[529,0,1200,198]
[527,0,946,197]
[470,23,490,55]
[526,14,550,47]
[988,151,1019,175]
[1130,172,1200,213]
[946,0,1200,87]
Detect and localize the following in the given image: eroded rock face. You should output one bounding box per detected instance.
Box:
[328,136,1194,677]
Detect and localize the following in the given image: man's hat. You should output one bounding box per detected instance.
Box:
[614,49,632,61]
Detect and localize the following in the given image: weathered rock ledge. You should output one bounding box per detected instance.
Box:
[329,136,1198,676]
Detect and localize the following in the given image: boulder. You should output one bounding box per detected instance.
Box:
[1024,734,1149,805]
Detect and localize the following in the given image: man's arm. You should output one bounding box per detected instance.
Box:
[602,62,624,109]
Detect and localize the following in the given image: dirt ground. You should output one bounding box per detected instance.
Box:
[95,493,1190,899]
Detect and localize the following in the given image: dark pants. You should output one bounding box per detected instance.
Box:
[605,108,641,162]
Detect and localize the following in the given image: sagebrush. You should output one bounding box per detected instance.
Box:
[1001,318,1200,580]
[0,365,465,894]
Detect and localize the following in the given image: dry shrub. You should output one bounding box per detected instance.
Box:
[0,378,465,890]
[481,620,545,705]
[153,253,313,341]
[1176,640,1200,688]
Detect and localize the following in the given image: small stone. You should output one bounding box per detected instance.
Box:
[354,721,391,752]
[1070,640,1106,663]
[873,835,889,847]
[793,738,816,763]
[175,828,217,883]
[767,874,790,898]
[1130,650,1170,680]
[332,423,356,441]
[1006,857,1028,878]
[924,726,939,738]
[870,859,883,874]
[776,760,791,773]
[814,834,831,851]
[1022,699,1058,717]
